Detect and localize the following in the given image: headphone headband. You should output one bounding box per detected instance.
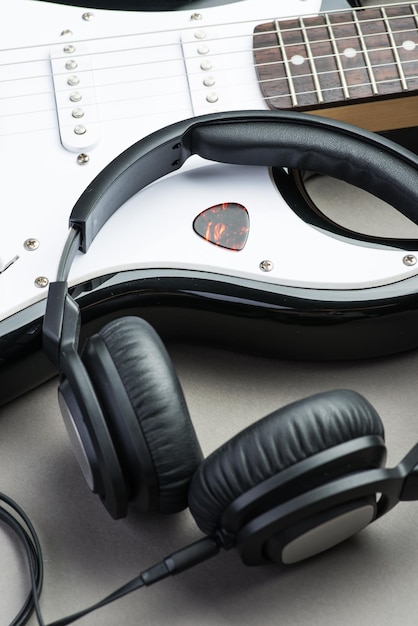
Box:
[69,110,418,253]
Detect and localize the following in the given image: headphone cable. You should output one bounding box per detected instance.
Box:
[0,492,44,626]
[47,535,221,626]
[1,493,221,626]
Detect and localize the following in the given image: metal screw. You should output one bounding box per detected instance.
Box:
[259,260,274,272]
[200,60,213,71]
[403,254,417,266]
[82,12,95,20]
[74,125,87,135]
[65,59,78,70]
[206,92,219,103]
[67,75,80,86]
[77,153,90,165]
[70,91,82,103]
[61,29,73,37]
[203,75,216,87]
[24,239,40,251]
[191,12,202,20]
[194,30,207,40]
[72,108,84,119]
[63,44,75,54]
[35,276,49,288]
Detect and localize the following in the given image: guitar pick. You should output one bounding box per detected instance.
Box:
[193,203,249,251]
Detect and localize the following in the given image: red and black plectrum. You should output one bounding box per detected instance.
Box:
[193,202,249,251]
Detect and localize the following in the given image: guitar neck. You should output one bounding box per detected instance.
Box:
[254,2,418,131]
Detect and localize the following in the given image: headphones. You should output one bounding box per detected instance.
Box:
[43,111,418,571]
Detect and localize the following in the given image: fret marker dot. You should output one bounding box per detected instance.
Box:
[343,48,357,59]
[291,54,305,66]
[402,40,416,51]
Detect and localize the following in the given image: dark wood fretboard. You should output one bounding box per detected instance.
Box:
[253,3,418,131]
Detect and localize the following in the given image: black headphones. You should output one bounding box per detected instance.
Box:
[43,110,418,571]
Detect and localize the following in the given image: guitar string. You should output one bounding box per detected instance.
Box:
[0,3,416,84]
[0,27,416,97]
[1,0,417,57]
[0,10,415,132]
[0,64,416,141]
[0,61,416,135]
[0,34,416,104]
[0,4,416,66]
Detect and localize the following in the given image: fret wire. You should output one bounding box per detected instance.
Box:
[381,7,409,90]
[256,24,418,56]
[254,58,417,86]
[352,11,379,95]
[266,6,418,40]
[412,4,418,29]
[253,48,416,76]
[299,16,324,104]
[324,13,350,100]
[256,66,418,97]
[261,73,418,106]
[274,19,298,107]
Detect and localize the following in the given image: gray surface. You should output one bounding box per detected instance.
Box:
[1,174,418,625]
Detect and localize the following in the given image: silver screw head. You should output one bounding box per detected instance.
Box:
[24,239,40,251]
[35,276,49,288]
[403,254,417,267]
[82,12,95,20]
[70,91,82,103]
[67,75,80,86]
[77,153,90,165]
[259,260,274,272]
[65,59,78,71]
[74,125,86,135]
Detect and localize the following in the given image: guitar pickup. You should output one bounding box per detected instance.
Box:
[50,43,101,152]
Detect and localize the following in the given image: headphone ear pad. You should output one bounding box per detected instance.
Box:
[188,389,385,536]
[82,316,203,514]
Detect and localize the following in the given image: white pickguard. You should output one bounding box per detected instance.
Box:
[1,0,417,326]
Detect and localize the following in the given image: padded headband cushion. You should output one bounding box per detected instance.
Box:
[90,316,203,513]
[69,111,418,253]
[188,389,384,536]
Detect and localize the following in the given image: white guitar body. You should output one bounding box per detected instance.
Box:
[1,0,418,403]
[1,0,318,319]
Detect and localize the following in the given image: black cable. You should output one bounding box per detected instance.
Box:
[46,536,221,626]
[0,493,44,626]
[1,494,221,626]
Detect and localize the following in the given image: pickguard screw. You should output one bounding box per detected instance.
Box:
[77,153,90,165]
[35,277,49,288]
[24,239,40,251]
[403,254,417,266]
[260,260,274,272]
[61,29,73,37]
[63,44,75,54]
[191,12,202,20]
[82,12,94,20]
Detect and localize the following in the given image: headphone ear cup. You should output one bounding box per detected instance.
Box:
[82,316,203,514]
[188,389,385,536]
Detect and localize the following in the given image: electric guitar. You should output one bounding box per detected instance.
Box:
[1,0,417,404]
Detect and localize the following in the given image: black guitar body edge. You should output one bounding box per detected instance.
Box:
[2,266,418,406]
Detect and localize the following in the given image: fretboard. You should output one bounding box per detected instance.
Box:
[253,2,418,120]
